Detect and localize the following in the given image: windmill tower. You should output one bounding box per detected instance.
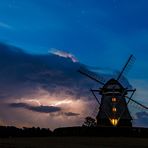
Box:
[79,55,148,127]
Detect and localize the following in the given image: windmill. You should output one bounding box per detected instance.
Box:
[79,55,148,127]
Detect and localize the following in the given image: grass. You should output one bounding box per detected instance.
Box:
[0,137,148,148]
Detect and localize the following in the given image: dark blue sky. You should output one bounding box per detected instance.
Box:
[0,0,148,128]
[2,0,148,81]
[1,0,148,70]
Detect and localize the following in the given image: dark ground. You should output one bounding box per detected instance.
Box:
[0,137,148,148]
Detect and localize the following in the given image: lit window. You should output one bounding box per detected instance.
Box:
[110,118,118,126]
[112,107,117,112]
[112,97,116,102]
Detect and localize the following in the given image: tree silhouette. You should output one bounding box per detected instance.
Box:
[83,116,96,127]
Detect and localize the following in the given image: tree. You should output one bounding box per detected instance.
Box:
[83,116,96,127]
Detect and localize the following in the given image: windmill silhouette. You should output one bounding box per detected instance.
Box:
[79,55,148,127]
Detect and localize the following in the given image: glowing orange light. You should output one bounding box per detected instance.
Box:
[112,107,117,112]
[112,97,116,102]
[110,118,118,126]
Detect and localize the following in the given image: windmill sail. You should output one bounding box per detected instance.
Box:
[78,67,105,85]
[125,96,148,110]
[117,55,136,81]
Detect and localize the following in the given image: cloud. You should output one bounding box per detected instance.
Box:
[47,111,80,117]
[0,22,12,29]
[30,105,61,113]
[10,103,29,108]
[136,111,148,119]
[49,48,78,63]
[0,43,96,103]
[0,42,147,129]
[64,112,80,116]
[133,111,148,127]
[0,42,97,129]
[9,102,62,113]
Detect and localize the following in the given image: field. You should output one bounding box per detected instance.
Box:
[0,137,148,148]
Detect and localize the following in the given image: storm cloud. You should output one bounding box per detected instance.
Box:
[0,43,95,101]
[0,43,147,129]
[0,43,99,129]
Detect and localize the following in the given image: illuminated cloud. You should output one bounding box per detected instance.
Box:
[49,48,78,63]
[4,86,91,129]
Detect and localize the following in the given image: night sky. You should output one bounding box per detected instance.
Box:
[0,0,148,129]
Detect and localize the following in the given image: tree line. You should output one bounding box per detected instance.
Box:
[0,126,52,138]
